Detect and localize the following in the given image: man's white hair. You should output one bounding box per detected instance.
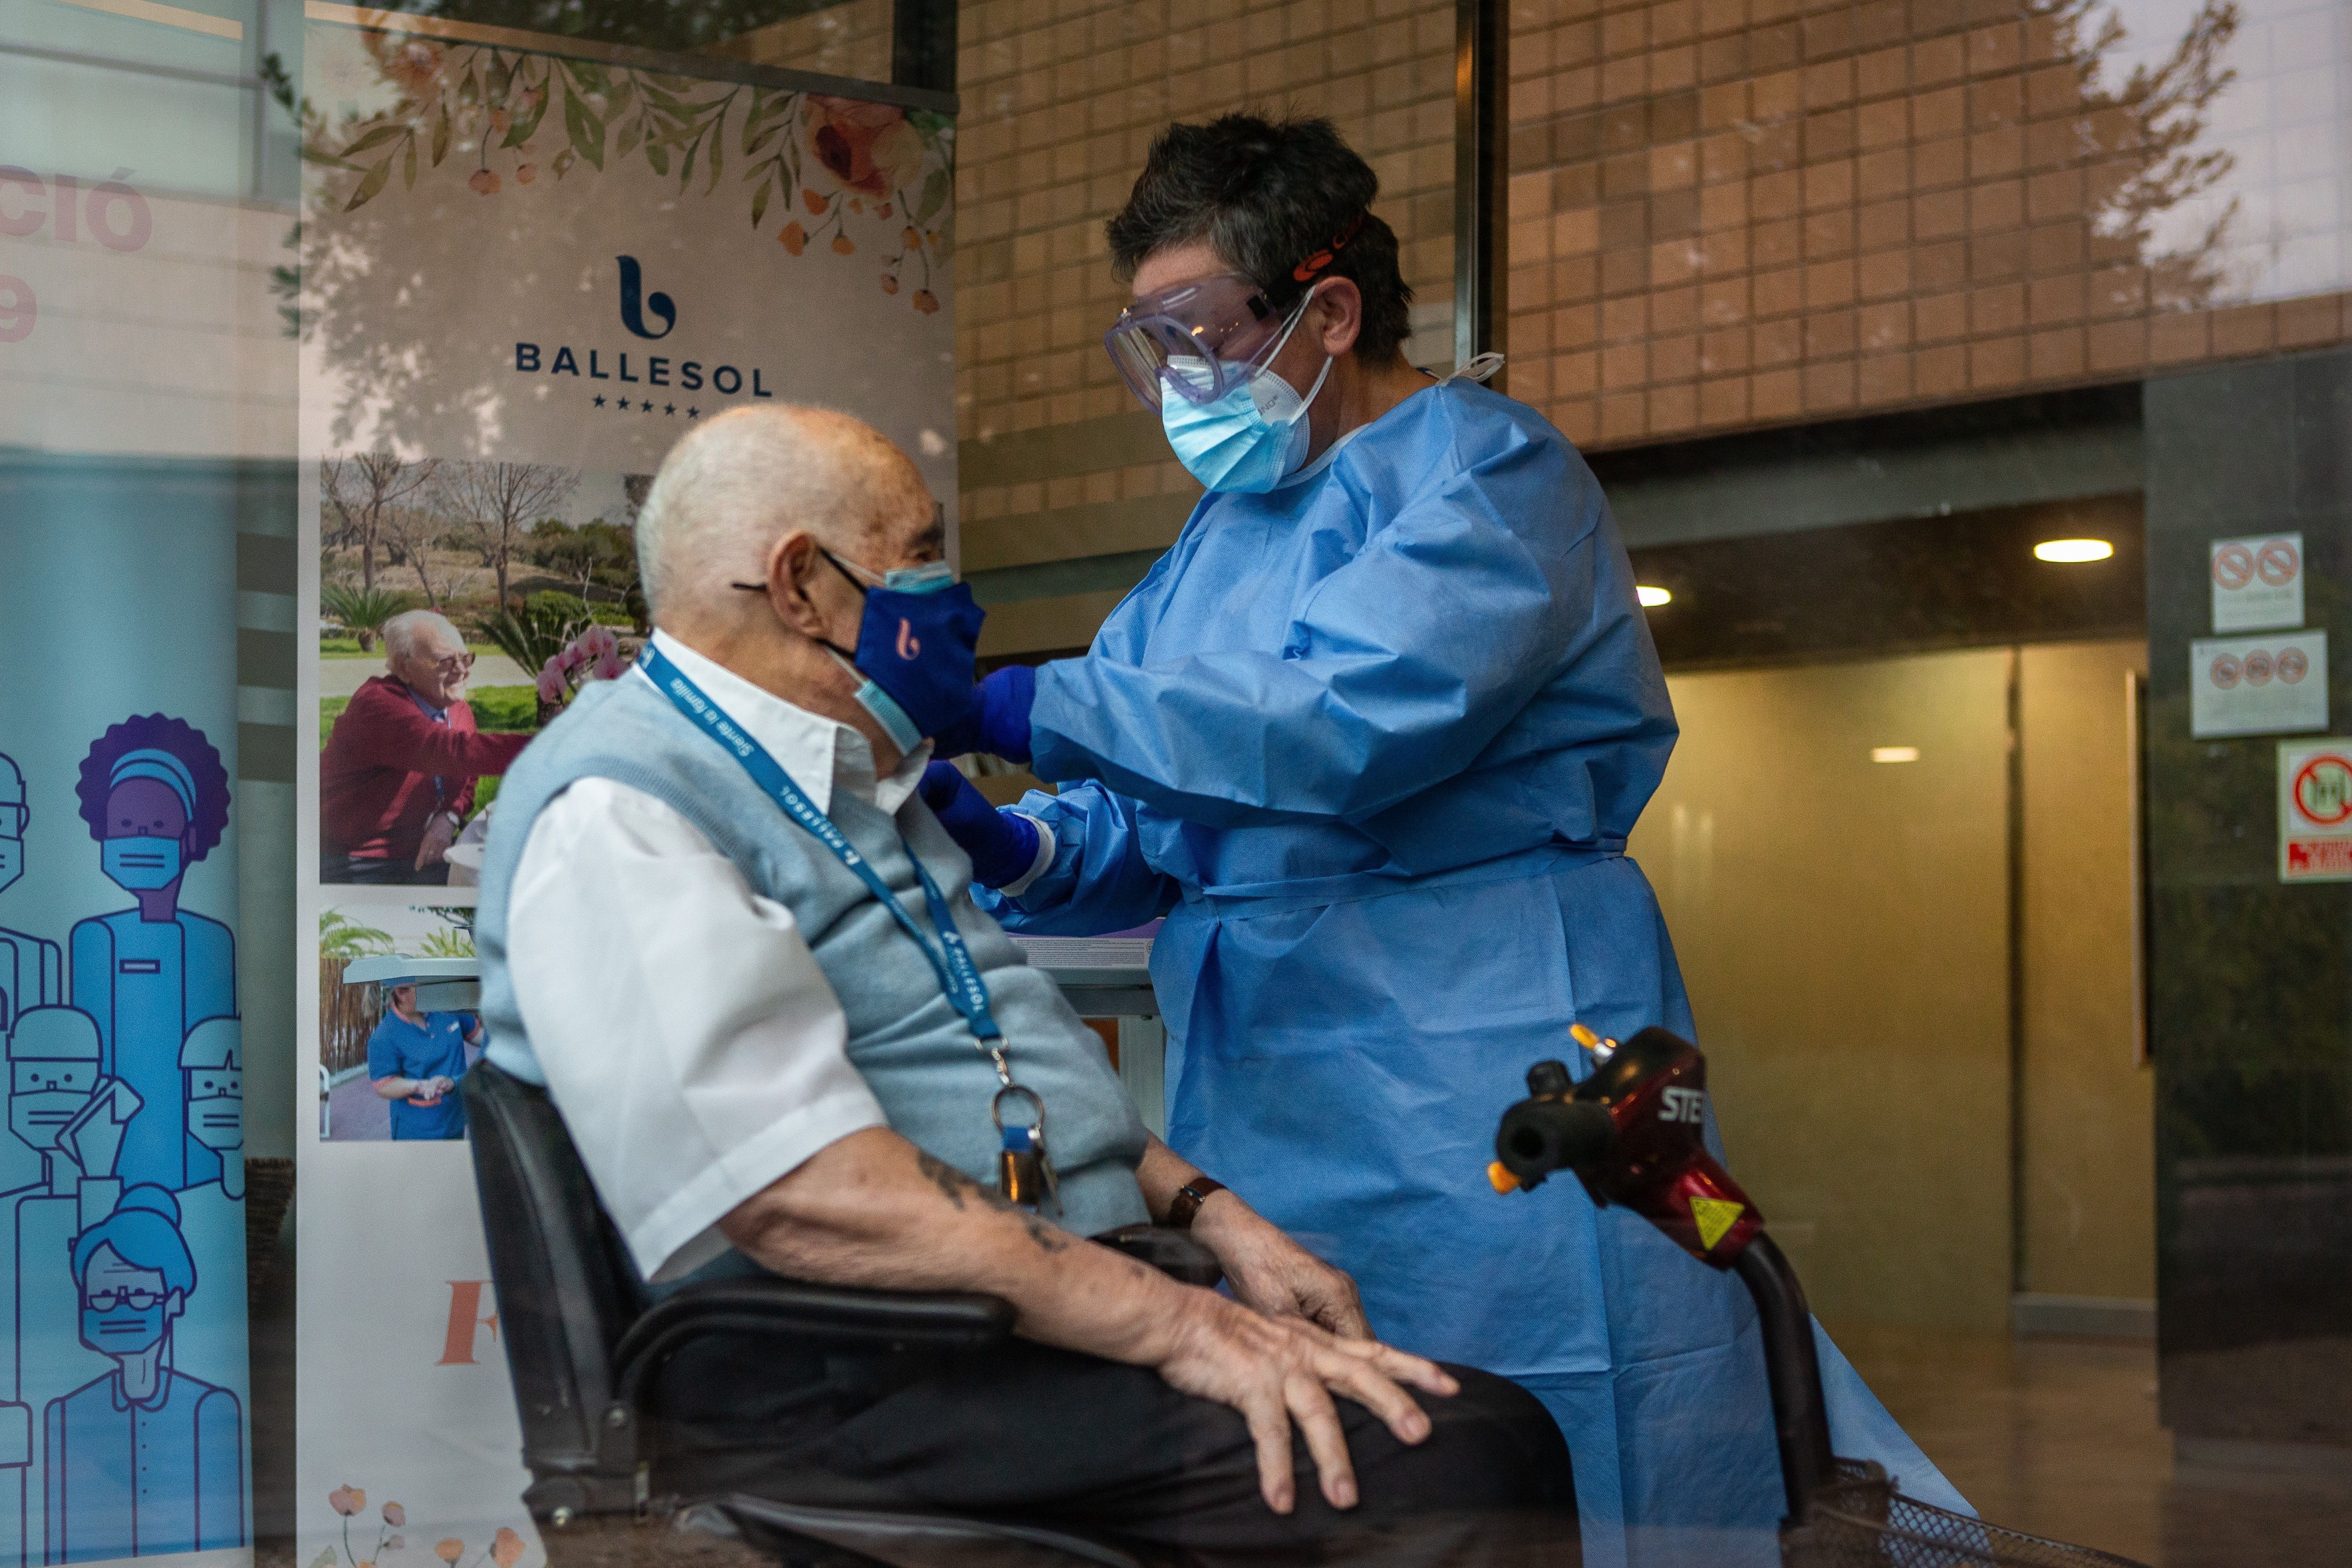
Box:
[636,405,922,624]
[383,609,467,664]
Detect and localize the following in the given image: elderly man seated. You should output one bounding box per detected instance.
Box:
[473,407,1575,1563]
[320,609,532,884]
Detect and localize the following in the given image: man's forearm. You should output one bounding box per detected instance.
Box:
[719,1126,1196,1368]
[373,1075,417,1100]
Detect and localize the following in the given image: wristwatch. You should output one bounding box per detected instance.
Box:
[1167,1176,1227,1230]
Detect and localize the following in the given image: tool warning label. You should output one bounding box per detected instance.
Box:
[2280,741,2352,884]
[1690,1196,1745,1252]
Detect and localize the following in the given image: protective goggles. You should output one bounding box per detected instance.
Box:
[1102,272,1300,411]
[1103,213,1370,411]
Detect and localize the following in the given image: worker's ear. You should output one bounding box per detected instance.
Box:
[1308,277,1365,359]
[761,529,837,641]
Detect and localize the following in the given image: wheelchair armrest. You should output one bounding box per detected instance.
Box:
[614,1278,1015,1406]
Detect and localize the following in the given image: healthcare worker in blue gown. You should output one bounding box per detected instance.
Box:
[920,115,1969,1567]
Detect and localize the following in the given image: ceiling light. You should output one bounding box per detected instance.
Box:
[1636,585,1672,607]
[1872,747,1920,764]
[2034,539,2113,563]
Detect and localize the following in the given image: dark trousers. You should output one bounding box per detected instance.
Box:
[649,1334,1579,1566]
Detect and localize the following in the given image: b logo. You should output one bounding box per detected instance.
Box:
[616,254,674,339]
[896,618,920,660]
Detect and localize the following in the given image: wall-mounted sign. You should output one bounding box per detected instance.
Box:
[2210,533,2304,633]
[2280,740,2352,882]
[2190,631,2328,738]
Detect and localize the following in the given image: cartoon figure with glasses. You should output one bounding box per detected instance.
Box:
[43,1184,242,1562]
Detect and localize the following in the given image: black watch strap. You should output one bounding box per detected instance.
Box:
[1167,1176,1227,1230]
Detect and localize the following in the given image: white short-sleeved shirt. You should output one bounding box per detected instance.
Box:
[507,632,923,1283]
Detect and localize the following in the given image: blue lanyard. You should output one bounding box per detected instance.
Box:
[640,646,1005,1056]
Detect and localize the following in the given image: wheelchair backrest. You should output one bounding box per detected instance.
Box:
[460,1059,649,1485]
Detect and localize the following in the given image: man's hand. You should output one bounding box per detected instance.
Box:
[1151,1288,1456,1514]
[1137,1138,1372,1338]
[1194,1193,1372,1339]
[414,811,459,870]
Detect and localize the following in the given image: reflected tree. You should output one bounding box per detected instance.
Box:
[2053,0,2244,307]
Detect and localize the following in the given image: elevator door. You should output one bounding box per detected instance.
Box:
[1631,648,2016,1329]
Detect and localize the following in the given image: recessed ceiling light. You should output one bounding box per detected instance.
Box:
[2034,538,2113,563]
[1872,746,1920,764]
[1636,585,1672,607]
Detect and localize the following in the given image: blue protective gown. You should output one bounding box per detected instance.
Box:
[980,380,1967,1566]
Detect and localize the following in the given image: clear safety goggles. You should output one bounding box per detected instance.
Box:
[1103,272,1305,411]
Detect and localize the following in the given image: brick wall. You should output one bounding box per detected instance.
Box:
[1504,0,2352,450]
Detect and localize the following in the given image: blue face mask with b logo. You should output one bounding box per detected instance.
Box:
[817,553,985,753]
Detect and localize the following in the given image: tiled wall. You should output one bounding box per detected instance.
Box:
[1504,0,2352,450]
[951,0,1461,445]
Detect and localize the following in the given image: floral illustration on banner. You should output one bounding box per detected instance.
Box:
[302,31,953,312]
[318,1487,529,1568]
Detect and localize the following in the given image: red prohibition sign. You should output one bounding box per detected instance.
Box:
[2293,755,2352,827]
[2212,543,2256,589]
[2257,538,2301,587]
[2244,650,2275,685]
[2278,647,2309,684]
[2209,653,2241,688]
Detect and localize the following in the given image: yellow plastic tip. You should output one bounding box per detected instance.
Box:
[1488,1161,1522,1195]
[1568,1022,1601,1050]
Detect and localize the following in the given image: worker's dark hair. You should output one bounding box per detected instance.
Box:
[1107,113,1414,364]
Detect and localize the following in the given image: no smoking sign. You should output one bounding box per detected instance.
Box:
[2280,741,2352,883]
[2211,531,2304,633]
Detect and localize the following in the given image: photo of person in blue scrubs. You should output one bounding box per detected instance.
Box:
[364,982,480,1141]
[42,1183,243,1563]
[68,718,235,1195]
[921,114,1969,1566]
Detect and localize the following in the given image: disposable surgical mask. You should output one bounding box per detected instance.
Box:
[82,1293,170,1356]
[1159,288,1334,494]
[0,836,19,895]
[186,1075,243,1152]
[101,835,182,892]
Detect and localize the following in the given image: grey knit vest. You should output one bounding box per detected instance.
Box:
[475,671,1149,1244]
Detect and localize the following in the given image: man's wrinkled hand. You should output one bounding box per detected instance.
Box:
[415,812,459,871]
[1194,1192,1373,1339]
[1152,1290,1456,1515]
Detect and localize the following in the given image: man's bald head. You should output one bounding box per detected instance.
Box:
[635,405,935,626]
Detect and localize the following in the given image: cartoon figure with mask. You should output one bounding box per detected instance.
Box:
[161,1019,248,1404]
[42,1185,242,1562]
[0,1006,119,1568]
[0,756,62,1037]
[68,720,235,1194]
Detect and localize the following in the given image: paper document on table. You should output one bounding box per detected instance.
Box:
[1010,936,1155,968]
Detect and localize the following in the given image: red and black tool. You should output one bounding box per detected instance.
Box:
[1491,1026,2150,1568]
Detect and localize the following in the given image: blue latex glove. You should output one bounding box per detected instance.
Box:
[931,664,1037,763]
[917,760,1041,888]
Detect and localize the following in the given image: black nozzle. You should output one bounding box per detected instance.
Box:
[1525,1059,1573,1096]
[1495,1095,1615,1183]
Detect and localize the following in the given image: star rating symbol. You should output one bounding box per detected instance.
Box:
[686,406,700,419]
[592,394,606,407]
[613,397,630,413]
[642,399,656,411]
[663,403,676,416]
